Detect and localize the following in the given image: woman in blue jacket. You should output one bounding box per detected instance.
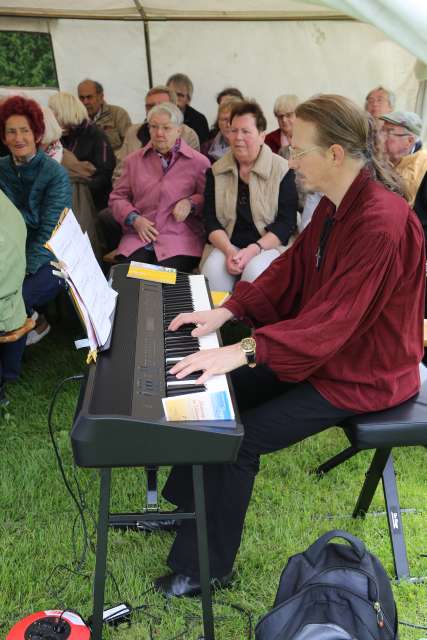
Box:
[0,95,72,382]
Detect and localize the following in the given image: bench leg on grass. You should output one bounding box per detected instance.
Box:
[353,449,411,581]
[316,445,359,476]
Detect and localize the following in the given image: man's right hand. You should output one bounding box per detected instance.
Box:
[168,307,233,337]
[133,216,159,243]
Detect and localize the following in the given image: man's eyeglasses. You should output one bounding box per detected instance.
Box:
[288,145,321,160]
[383,130,412,138]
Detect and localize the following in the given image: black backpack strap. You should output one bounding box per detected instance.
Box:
[305,530,366,566]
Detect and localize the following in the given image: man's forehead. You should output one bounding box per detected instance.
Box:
[79,82,98,95]
[368,89,387,101]
[147,92,170,104]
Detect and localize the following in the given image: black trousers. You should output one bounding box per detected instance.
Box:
[116,247,200,273]
[162,365,358,578]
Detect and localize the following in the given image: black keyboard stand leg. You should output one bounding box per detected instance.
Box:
[193,464,215,640]
[92,468,111,640]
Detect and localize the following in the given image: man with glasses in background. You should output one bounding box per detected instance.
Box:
[167,73,210,144]
[380,111,426,206]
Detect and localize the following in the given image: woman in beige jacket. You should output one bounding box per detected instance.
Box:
[201,100,298,292]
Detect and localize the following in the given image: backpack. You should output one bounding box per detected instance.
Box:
[255,530,398,640]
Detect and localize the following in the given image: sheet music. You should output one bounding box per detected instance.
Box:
[47,209,117,349]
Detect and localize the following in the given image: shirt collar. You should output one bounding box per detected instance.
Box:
[326,167,371,222]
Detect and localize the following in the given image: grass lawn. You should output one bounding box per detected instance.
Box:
[1,319,427,639]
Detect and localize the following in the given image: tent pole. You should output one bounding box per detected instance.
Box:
[134,0,153,88]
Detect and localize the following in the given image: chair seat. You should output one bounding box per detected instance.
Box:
[342,380,427,449]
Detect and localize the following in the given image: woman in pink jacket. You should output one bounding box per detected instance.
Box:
[109,102,210,272]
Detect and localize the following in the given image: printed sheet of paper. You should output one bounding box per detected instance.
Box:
[162,390,235,422]
[47,209,117,347]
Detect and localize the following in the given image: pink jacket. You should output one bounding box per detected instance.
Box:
[109,140,210,260]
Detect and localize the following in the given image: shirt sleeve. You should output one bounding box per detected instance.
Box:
[253,231,401,382]
[265,169,298,245]
[203,168,225,235]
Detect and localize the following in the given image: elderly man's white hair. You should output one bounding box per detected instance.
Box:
[147,102,184,127]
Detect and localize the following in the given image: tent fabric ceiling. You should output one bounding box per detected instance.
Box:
[0,1,348,20]
[0,0,425,63]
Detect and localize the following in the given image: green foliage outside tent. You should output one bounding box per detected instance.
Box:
[0,31,58,87]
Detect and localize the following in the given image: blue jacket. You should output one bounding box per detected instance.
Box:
[0,151,72,274]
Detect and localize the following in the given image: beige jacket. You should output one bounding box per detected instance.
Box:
[113,122,200,184]
[201,144,289,264]
[396,148,427,205]
[94,102,132,152]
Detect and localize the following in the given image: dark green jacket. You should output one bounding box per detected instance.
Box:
[0,151,72,274]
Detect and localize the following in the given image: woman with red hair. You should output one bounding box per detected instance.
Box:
[0,95,72,386]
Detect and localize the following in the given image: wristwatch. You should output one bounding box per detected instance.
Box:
[240,337,257,368]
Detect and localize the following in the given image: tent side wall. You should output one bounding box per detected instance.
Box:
[0,15,420,132]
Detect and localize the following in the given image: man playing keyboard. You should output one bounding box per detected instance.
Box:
[153,94,425,598]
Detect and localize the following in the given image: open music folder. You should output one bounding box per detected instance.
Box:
[45,208,118,360]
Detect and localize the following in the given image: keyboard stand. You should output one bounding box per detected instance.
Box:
[91,465,216,640]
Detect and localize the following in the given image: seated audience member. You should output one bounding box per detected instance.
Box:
[0,190,27,406]
[151,94,425,599]
[201,97,242,164]
[167,73,210,144]
[201,100,298,292]
[41,105,102,260]
[109,103,210,272]
[114,85,200,183]
[209,88,245,137]
[380,111,426,205]
[365,86,394,121]
[0,96,72,360]
[265,94,299,157]
[216,87,244,105]
[77,79,131,153]
[49,92,116,210]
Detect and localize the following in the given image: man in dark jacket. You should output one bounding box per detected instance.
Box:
[167,73,209,144]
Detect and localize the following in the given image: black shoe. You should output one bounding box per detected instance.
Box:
[154,571,233,598]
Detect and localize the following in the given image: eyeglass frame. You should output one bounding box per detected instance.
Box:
[288,145,322,160]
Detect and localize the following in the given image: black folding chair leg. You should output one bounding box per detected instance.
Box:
[316,445,359,476]
[381,454,410,580]
[353,448,391,517]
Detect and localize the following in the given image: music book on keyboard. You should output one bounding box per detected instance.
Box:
[45,208,118,358]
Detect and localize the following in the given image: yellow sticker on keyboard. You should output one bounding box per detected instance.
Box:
[127,261,177,285]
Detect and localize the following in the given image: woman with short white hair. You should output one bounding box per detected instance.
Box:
[265,94,299,157]
[109,101,210,272]
[48,91,115,209]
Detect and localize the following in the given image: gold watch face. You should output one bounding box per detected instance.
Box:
[241,337,256,353]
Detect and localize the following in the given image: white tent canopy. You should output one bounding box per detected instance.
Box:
[0,0,426,131]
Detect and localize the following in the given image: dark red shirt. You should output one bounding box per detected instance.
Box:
[224,169,425,412]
